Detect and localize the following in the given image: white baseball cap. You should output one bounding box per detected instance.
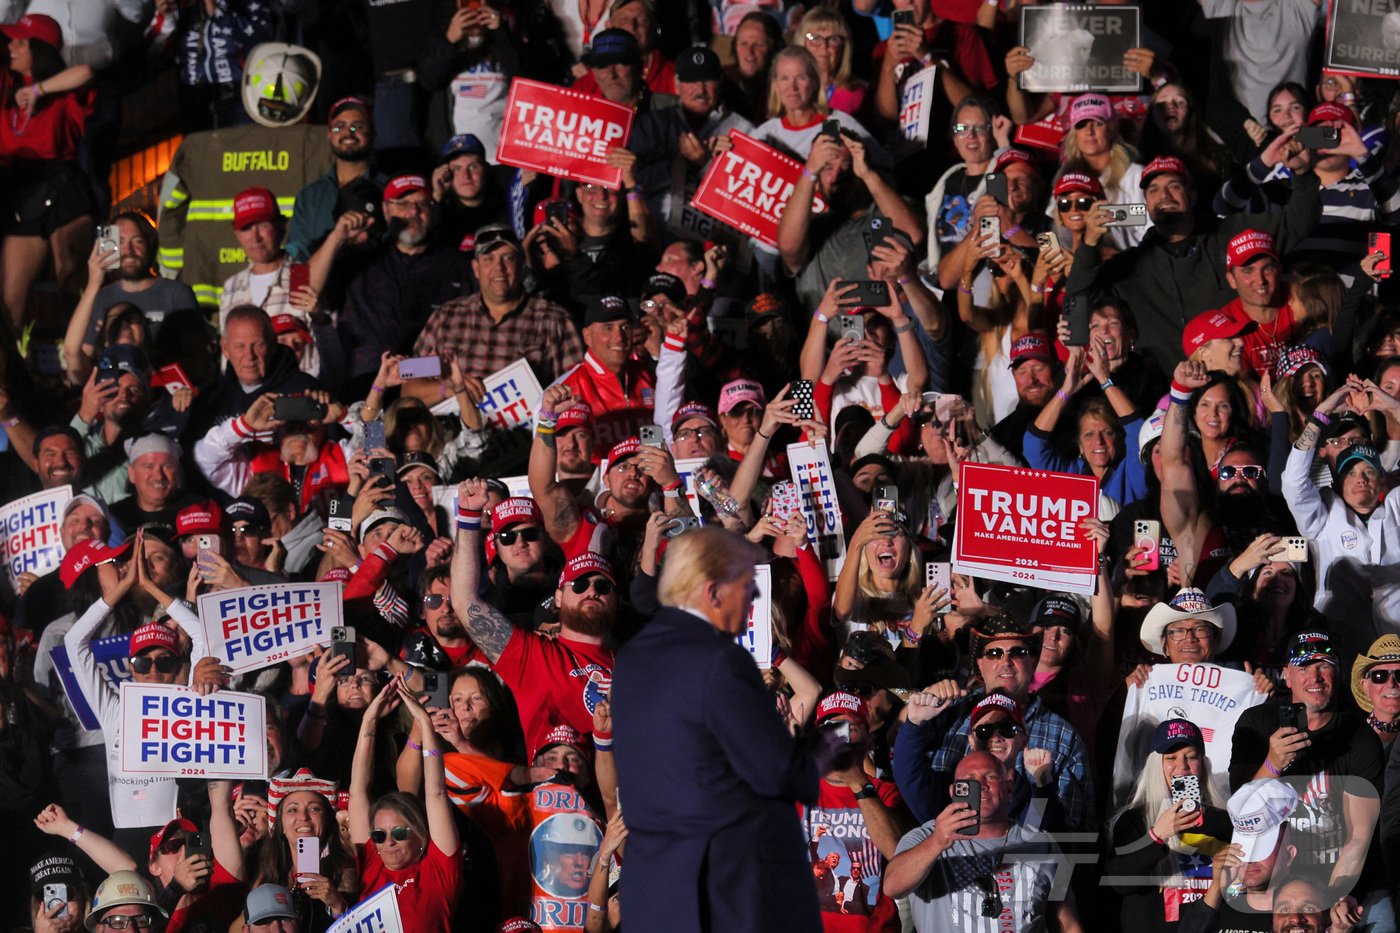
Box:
[1227,779,1298,863]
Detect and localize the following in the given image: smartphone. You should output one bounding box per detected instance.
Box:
[892,9,915,26]
[289,262,310,294]
[42,884,68,919]
[848,281,889,308]
[1170,774,1202,815]
[195,534,221,556]
[820,118,842,140]
[186,831,212,861]
[1133,520,1161,572]
[1063,292,1090,347]
[329,625,357,668]
[865,215,893,253]
[368,457,398,490]
[1036,231,1063,262]
[662,516,702,538]
[1279,702,1306,732]
[1371,231,1392,279]
[979,214,1001,248]
[1102,204,1148,227]
[639,424,664,448]
[273,396,328,422]
[1296,125,1341,150]
[363,420,387,453]
[791,379,815,421]
[545,199,572,227]
[397,356,442,380]
[926,561,952,613]
[839,313,866,343]
[952,778,981,835]
[295,835,320,877]
[1282,536,1309,562]
[983,171,1008,207]
[874,484,899,515]
[327,494,354,533]
[422,671,451,710]
[97,225,120,267]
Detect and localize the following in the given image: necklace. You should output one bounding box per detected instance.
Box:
[1369,713,1400,734]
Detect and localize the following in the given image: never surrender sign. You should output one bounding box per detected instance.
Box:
[954,463,1098,595]
[0,485,70,590]
[691,132,826,248]
[1019,5,1141,93]
[198,582,343,675]
[1325,0,1400,79]
[120,684,268,779]
[496,79,633,187]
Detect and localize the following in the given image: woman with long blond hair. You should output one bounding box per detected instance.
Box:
[798,8,866,119]
[832,509,942,654]
[1057,94,1148,250]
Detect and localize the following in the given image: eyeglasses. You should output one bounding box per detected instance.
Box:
[953,122,992,138]
[335,673,379,688]
[804,32,844,46]
[569,576,614,596]
[495,527,542,547]
[330,122,368,135]
[369,826,411,844]
[388,199,432,214]
[640,298,680,314]
[675,426,717,442]
[1367,668,1400,685]
[230,523,262,537]
[976,875,1004,918]
[1165,623,1215,643]
[99,917,156,931]
[980,646,1033,661]
[1217,464,1265,481]
[130,655,181,674]
[579,183,616,196]
[973,722,1024,741]
[1324,435,1363,449]
[422,593,450,610]
[1057,196,1096,213]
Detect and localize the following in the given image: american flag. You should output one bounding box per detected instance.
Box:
[457,83,492,100]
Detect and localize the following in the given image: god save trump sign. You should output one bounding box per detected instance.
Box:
[953,463,1099,595]
[497,79,633,188]
[691,131,827,248]
[198,581,344,676]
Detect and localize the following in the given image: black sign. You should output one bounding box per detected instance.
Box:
[1019,5,1141,94]
[1325,0,1400,79]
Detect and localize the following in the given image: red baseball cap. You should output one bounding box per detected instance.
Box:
[233,187,280,229]
[556,403,593,433]
[60,538,132,589]
[130,621,179,657]
[1183,306,1255,356]
[148,817,198,862]
[1053,172,1105,199]
[535,723,587,758]
[559,552,615,586]
[993,148,1038,176]
[607,436,642,466]
[969,691,1026,729]
[175,502,223,537]
[1140,156,1190,189]
[816,690,868,725]
[271,314,312,340]
[327,95,371,123]
[1225,229,1279,270]
[1307,102,1357,128]
[384,174,429,200]
[672,401,718,429]
[491,497,543,530]
[1,14,62,50]
[1009,334,1054,369]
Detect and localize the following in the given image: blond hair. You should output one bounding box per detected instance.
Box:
[657,527,763,608]
[767,46,829,120]
[798,7,855,91]
[1062,129,1138,196]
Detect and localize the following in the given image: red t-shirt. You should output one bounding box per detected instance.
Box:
[493,629,615,756]
[165,860,246,933]
[873,20,997,91]
[799,778,904,933]
[358,838,462,933]
[0,71,93,162]
[443,753,534,916]
[1217,297,1298,379]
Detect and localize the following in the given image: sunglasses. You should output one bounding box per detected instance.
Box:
[973,722,1024,741]
[952,122,992,137]
[422,593,450,610]
[157,834,190,855]
[476,228,519,251]
[130,655,181,674]
[842,682,878,699]
[979,646,1033,661]
[1217,464,1265,481]
[99,918,156,931]
[496,527,542,547]
[1289,641,1334,658]
[1367,668,1400,685]
[1057,196,1096,212]
[569,576,614,596]
[369,826,411,844]
[330,122,368,135]
[976,875,1004,918]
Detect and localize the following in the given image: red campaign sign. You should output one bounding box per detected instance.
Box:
[954,463,1098,579]
[496,79,634,188]
[690,132,825,249]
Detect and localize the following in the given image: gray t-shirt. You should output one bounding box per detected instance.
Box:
[82,278,199,347]
[894,822,1067,933]
[1201,0,1318,123]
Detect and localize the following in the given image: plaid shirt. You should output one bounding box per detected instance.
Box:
[924,693,1095,832]
[414,292,584,384]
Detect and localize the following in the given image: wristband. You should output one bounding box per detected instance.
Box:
[593,733,614,752]
[958,284,972,295]
[1147,827,1164,845]
[0,416,17,427]
[535,423,556,437]
[588,903,607,913]
[69,826,85,844]
[406,738,422,751]
[813,311,829,324]
[853,783,878,801]
[1264,758,1281,776]
[1169,381,1192,406]
[662,479,682,492]
[1055,389,1069,403]
[457,507,482,531]
[1005,224,1022,239]
[897,275,912,285]
[893,320,915,335]
[1152,74,1168,90]
[626,192,643,203]
[757,429,772,439]
[700,277,716,289]
[1311,410,1331,426]
[422,747,442,758]
[1100,378,1115,390]
[370,383,384,394]
[1029,284,1044,294]
[537,409,557,423]
[800,167,817,182]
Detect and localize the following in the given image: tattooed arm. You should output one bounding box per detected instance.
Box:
[450,479,516,665]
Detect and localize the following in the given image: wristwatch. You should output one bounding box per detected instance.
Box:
[853,783,878,801]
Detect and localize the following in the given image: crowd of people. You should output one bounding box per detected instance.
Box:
[6,0,1400,931]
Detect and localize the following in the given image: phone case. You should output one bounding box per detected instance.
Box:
[952,780,980,835]
[1171,774,1201,813]
[296,836,320,875]
[791,380,815,421]
[768,480,803,523]
[1133,521,1161,572]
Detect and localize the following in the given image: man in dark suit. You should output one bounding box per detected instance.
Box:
[612,527,829,932]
